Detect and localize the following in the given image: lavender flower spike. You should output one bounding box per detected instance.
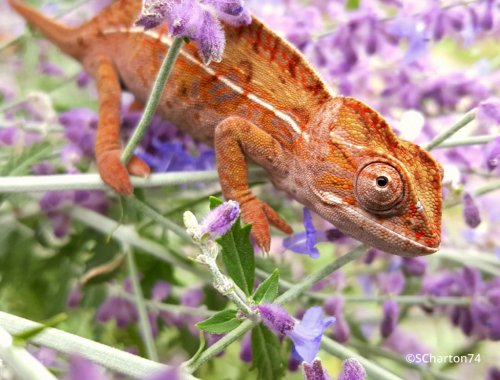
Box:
[338,358,366,380]
[302,358,331,380]
[463,192,481,228]
[258,304,334,363]
[200,200,240,238]
[135,0,251,64]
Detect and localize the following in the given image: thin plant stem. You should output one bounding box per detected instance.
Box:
[117,290,216,318]
[125,196,190,241]
[67,206,206,278]
[0,312,200,380]
[186,246,367,373]
[121,38,184,164]
[274,245,366,305]
[0,325,57,380]
[0,171,221,193]
[424,110,476,151]
[431,134,499,148]
[125,247,159,361]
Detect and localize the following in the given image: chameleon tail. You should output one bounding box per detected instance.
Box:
[8,0,81,59]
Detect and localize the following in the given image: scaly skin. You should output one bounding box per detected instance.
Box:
[9,0,442,256]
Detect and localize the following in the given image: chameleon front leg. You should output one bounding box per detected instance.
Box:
[214,117,293,252]
[94,59,150,195]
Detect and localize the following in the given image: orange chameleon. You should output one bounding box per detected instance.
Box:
[8,0,442,256]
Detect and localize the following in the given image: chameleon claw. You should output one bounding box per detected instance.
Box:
[97,150,134,196]
[240,198,292,254]
[127,155,151,178]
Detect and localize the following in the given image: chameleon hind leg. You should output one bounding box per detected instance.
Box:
[94,59,150,195]
[214,116,293,253]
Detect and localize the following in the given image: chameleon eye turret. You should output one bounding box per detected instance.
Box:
[355,162,405,215]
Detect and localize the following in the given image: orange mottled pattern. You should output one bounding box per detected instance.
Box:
[9,0,443,256]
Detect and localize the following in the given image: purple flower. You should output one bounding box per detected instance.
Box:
[135,0,251,64]
[338,358,366,380]
[381,300,399,338]
[377,271,405,295]
[324,295,350,342]
[67,355,108,380]
[96,296,138,328]
[199,200,240,238]
[287,306,334,363]
[258,304,295,335]
[478,97,500,125]
[152,280,171,301]
[302,358,330,380]
[487,367,500,380]
[401,257,427,277]
[258,304,334,363]
[387,16,429,63]
[181,287,204,307]
[239,333,252,363]
[485,137,500,172]
[67,284,82,309]
[463,192,481,228]
[283,208,320,258]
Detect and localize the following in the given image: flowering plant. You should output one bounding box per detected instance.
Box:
[0,0,499,380]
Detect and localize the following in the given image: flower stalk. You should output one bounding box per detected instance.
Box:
[121,37,184,164]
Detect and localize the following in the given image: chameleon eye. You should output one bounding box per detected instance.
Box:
[355,163,405,214]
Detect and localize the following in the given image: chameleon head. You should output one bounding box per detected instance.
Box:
[302,97,442,257]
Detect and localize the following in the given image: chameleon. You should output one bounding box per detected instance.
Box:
[8,0,443,256]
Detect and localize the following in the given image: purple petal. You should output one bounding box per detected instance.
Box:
[302,358,331,379]
[258,304,295,335]
[338,358,366,380]
[287,307,334,363]
[152,280,171,301]
[199,200,240,238]
[381,300,399,338]
[197,12,225,64]
[68,355,109,380]
[463,192,481,228]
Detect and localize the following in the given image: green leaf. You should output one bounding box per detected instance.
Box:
[345,0,360,10]
[196,309,242,334]
[253,269,279,304]
[209,196,224,209]
[210,196,255,295]
[13,313,67,345]
[0,142,56,177]
[251,324,285,380]
[0,142,57,206]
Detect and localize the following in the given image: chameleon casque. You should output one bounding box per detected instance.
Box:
[8,0,443,256]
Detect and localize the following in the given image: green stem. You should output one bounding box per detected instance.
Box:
[0,325,56,380]
[0,171,221,193]
[125,197,190,241]
[424,110,476,151]
[274,245,366,305]
[125,247,159,361]
[342,295,470,306]
[117,290,216,318]
[431,134,498,149]
[68,206,206,278]
[0,312,200,379]
[186,246,366,373]
[121,38,184,164]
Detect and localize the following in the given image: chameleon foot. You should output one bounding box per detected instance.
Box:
[97,149,150,195]
[240,198,293,253]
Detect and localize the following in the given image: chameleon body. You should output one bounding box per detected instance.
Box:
[8,0,443,256]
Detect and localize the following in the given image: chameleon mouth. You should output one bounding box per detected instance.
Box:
[311,189,440,256]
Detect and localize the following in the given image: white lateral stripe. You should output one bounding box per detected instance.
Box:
[101,27,302,135]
